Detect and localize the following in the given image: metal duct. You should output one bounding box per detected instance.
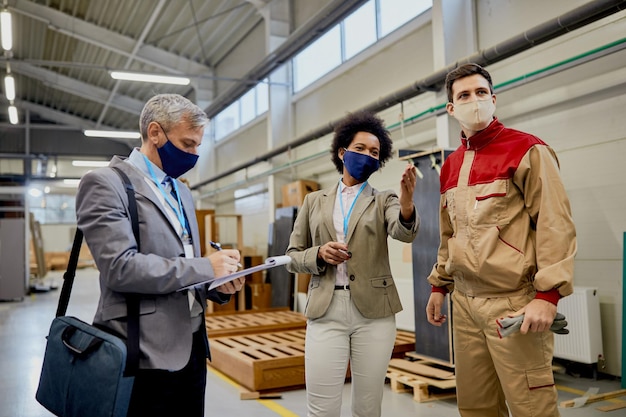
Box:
[192,0,626,190]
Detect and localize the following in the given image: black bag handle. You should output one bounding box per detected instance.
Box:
[61,325,104,358]
[56,165,141,376]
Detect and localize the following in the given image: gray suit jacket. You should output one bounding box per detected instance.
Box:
[76,156,228,371]
[286,183,419,319]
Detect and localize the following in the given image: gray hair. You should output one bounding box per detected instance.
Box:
[139,94,208,139]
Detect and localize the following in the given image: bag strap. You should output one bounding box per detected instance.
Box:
[56,165,141,376]
[55,228,84,318]
[110,166,141,376]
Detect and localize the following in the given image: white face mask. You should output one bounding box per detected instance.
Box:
[452,98,496,131]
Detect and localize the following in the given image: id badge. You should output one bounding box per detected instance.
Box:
[182,234,194,258]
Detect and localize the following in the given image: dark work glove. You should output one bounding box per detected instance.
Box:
[496,312,569,338]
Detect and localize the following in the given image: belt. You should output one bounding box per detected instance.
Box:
[334,285,350,290]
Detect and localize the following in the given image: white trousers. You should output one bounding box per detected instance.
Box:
[305,289,396,417]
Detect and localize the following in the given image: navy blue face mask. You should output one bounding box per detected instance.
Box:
[156,127,199,178]
[342,149,380,182]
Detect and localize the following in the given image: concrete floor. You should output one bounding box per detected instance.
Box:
[1,268,623,417]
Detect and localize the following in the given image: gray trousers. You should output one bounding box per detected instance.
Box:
[305,289,396,417]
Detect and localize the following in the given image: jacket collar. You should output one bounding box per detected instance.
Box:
[460,117,506,151]
[321,182,374,243]
[110,156,196,246]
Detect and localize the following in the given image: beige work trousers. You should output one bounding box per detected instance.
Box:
[451,290,559,417]
[305,289,396,417]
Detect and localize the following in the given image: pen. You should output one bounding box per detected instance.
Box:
[209,241,242,268]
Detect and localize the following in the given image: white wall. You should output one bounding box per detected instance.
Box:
[195,2,626,376]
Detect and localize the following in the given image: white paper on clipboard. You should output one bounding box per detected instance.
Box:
[178,255,292,291]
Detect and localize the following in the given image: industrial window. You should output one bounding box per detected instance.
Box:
[214,79,269,141]
[293,27,342,92]
[379,0,431,37]
[292,0,431,93]
[212,0,431,140]
[344,1,376,60]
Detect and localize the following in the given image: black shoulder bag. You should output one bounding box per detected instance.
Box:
[36,166,141,417]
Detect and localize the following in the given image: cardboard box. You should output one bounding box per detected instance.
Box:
[281,180,320,207]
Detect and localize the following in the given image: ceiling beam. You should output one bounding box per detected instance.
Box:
[19,101,98,130]
[11,0,214,76]
[11,61,144,115]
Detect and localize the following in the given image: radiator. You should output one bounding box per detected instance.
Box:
[553,286,603,364]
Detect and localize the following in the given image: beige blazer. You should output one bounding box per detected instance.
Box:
[286,183,419,319]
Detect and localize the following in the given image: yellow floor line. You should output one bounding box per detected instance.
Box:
[257,400,300,417]
[208,367,300,417]
[556,384,587,396]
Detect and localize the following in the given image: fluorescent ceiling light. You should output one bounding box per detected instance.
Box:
[110,71,190,85]
[62,179,81,187]
[84,129,141,139]
[1,10,11,51]
[72,160,110,167]
[29,188,43,198]
[4,75,15,101]
[8,105,17,124]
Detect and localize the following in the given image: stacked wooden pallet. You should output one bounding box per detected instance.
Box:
[206,308,306,338]
[210,329,307,392]
[206,309,416,393]
[386,357,456,403]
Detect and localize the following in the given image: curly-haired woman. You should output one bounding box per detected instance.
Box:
[286,110,419,417]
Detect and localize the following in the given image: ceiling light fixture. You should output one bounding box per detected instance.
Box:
[84,130,141,139]
[4,74,15,101]
[71,160,110,168]
[0,9,12,51]
[62,179,81,187]
[8,105,18,124]
[110,71,190,85]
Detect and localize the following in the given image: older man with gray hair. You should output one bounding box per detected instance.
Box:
[76,94,245,417]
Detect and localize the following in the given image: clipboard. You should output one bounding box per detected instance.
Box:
[178,255,292,291]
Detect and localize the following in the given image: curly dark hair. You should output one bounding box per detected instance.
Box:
[330,111,393,174]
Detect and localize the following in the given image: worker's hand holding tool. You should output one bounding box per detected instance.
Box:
[496,312,569,338]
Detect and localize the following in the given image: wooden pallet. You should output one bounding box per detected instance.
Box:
[386,357,456,403]
[392,330,416,358]
[206,308,307,338]
[209,329,307,391]
[209,328,417,392]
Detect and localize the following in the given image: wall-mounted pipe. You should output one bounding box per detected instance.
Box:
[192,0,626,191]
[197,36,626,200]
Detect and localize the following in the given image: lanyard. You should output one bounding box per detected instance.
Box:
[142,154,188,238]
[338,180,367,238]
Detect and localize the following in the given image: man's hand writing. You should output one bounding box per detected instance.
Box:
[207,249,241,277]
